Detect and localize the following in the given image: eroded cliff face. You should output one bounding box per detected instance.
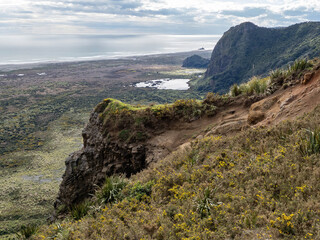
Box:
[55,106,168,209]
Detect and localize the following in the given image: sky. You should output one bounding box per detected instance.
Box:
[1,0,320,35]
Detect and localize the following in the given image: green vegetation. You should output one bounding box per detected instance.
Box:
[299,128,320,156]
[97,95,219,143]
[70,201,92,221]
[0,111,88,238]
[96,176,128,204]
[32,104,320,239]
[230,76,270,97]
[16,224,39,239]
[230,59,314,97]
[270,59,314,85]
[203,22,320,93]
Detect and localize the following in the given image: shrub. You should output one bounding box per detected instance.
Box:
[70,200,91,220]
[96,176,127,204]
[229,76,270,97]
[287,59,313,76]
[129,180,154,201]
[270,68,286,84]
[196,188,214,218]
[299,128,320,156]
[230,84,241,97]
[16,224,38,239]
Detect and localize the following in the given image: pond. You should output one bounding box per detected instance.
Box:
[135,78,190,90]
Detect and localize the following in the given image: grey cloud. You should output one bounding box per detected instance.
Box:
[283,7,308,16]
[221,7,267,18]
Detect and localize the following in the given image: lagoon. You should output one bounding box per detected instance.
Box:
[135,78,190,90]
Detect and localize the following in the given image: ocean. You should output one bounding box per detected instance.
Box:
[0,34,220,65]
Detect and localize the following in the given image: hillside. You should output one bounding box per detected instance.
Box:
[201,21,320,93]
[182,55,210,68]
[25,58,320,239]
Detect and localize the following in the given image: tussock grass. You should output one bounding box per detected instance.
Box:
[299,128,320,156]
[230,59,314,97]
[69,201,91,221]
[96,176,127,204]
[271,59,313,84]
[230,76,270,97]
[16,224,38,239]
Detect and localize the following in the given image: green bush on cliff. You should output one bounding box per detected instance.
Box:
[69,200,91,220]
[96,176,127,204]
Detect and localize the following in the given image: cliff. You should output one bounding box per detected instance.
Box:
[55,98,219,208]
[203,21,320,93]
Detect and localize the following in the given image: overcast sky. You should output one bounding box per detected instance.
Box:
[1,0,320,35]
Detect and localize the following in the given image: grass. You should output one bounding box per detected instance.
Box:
[229,76,270,97]
[16,224,39,239]
[96,176,128,204]
[0,110,88,238]
[270,59,314,85]
[31,102,320,239]
[69,201,91,221]
[230,58,315,97]
[299,128,320,156]
[97,95,219,143]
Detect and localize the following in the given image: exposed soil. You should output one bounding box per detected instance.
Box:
[148,67,320,153]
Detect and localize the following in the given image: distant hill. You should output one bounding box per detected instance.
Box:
[201,21,320,93]
[182,54,210,68]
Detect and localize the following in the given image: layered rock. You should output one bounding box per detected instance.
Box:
[55,104,166,208]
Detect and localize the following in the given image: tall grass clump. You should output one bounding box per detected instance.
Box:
[299,128,320,156]
[287,59,313,76]
[271,59,313,84]
[96,176,127,204]
[16,224,38,239]
[229,76,270,97]
[69,200,91,220]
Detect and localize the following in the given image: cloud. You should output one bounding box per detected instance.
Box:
[0,0,319,34]
[221,7,268,18]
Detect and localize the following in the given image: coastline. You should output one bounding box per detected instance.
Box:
[0,49,212,71]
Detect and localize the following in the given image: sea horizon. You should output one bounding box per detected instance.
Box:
[0,34,220,66]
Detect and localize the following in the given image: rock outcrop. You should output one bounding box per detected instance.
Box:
[55,105,167,208]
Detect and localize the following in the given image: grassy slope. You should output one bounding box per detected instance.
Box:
[32,105,320,239]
